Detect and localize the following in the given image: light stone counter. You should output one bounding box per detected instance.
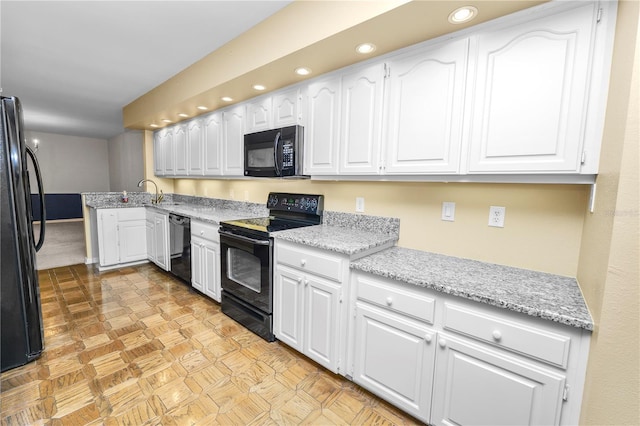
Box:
[350,246,593,330]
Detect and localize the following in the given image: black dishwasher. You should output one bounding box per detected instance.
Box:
[168,213,191,284]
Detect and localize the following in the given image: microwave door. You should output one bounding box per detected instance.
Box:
[274,131,281,177]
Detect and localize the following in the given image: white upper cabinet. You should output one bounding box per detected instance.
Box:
[466,2,602,173]
[173,123,188,176]
[340,63,386,174]
[153,127,172,177]
[384,38,469,174]
[273,87,301,128]
[203,111,222,175]
[304,76,341,175]
[245,95,272,133]
[222,104,244,176]
[187,118,204,176]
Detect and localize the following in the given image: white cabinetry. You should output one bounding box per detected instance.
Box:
[245,95,272,133]
[153,127,172,177]
[187,118,204,176]
[173,123,188,176]
[384,38,468,174]
[304,76,341,175]
[349,270,591,426]
[146,209,169,271]
[274,240,348,374]
[97,208,147,269]
[191,220,220,301]
[466,2,604,174]
[339,63,385,175]
[203,112,222,175]
[221,105,244,176]
[245,88,302,134]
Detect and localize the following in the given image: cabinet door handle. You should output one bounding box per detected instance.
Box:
[304,279,309,287]
[200,230,205,235]
[438,338,447,348]
[300,259,306,267]
[385,297,393,306]
[492,330,502,341]
[425,334,432,344]
[297,277,303,284]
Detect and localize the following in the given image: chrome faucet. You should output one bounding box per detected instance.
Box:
[137,179,163,204]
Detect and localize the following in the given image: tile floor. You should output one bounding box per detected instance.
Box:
[0,263,423,425]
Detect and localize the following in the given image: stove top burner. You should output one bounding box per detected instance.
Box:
[221,216,315,235]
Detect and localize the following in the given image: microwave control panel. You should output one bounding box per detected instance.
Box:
[282,140,294,168]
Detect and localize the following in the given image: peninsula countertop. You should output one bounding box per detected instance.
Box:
[350,246,593,330]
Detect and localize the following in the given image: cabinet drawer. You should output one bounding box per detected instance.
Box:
[277,242,343,282]
[356,275,435,324]
[191,220,219,242]
[117,207,146,221]
[443,303,571,368]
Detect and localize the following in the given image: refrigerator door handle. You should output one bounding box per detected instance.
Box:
[26,145,46,252]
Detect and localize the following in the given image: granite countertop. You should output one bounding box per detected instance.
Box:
[351,246,593,331]
[85,200,259,225]
[272,224,398,258]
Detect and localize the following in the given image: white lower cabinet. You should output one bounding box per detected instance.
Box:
[146,209,169,271]
[191,220,220,301]
[274,240,348,374]
[97,208,147,268]
[353,302,436,423]
[349,270,590,426]
[431,332,565,426]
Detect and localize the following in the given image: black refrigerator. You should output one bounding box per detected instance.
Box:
[1,95,47,372]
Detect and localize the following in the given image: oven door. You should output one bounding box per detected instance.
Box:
[219,230,272,313]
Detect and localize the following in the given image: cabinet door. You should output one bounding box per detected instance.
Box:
[203,241,220,301]
[203,112,222,175]
[173,123,188,176]
[431,333,565,426]
[304,275,341,373]
[274,265,304,352]
[353,302,435,423]
[97,210,119,266]
[118,220,147,263]
[187,118,204,176]
[385,39,468,174]
[305,77,340,175]
[161,127,175,176]
[273,88,299,127]
[154,214,169,271]
[153,131,164,176]
[191,238,204,292]
[146,217,155,262]
[246,96,272,133]
[340,63,385,174]
[467,3,597,173]
[222,105,244,176]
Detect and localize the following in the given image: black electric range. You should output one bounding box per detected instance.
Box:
[218,193,324,341]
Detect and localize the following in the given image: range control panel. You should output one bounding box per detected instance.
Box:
[267,192,324,215]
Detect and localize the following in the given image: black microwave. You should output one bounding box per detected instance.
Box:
[244,125,305,178]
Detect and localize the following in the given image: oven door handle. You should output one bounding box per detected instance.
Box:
[219,230,271,246]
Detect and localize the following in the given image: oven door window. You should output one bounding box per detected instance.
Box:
[227,247,262,292]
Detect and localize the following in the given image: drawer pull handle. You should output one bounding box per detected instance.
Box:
[386,297,393,306]
[300,259,306,267]
[492,330,502,341]
[425,334,432,344]
[438,338,447,348]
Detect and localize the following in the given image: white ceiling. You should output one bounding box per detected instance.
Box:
[0,0,291,140]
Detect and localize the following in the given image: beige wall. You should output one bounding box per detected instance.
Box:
[578,1,640,423]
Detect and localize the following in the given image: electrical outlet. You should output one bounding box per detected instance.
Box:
[488,206,506,227]
[442,202,456,222]
[355,197,365,213]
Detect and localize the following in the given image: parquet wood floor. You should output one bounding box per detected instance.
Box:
[0,264,423,425]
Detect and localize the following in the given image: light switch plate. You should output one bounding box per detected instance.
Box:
[442,202,455,222]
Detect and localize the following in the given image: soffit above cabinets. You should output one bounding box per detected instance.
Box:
[124,0,546,132]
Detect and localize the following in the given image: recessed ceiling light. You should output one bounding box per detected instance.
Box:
[197,105,208,111]
[162,119,172,123]
[221,96,233,102]
[356,43,377,54]
[149,124,159,128]
[178,113,189,118]
[253,84,266,91]
[295,67,312,76]
[448,6,478,24]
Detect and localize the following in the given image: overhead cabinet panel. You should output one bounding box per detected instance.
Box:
[385,38,469,174]
[466,2,598,173]
[188,118,204,176]
[305,77,341,175]
[203,112,222,175]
